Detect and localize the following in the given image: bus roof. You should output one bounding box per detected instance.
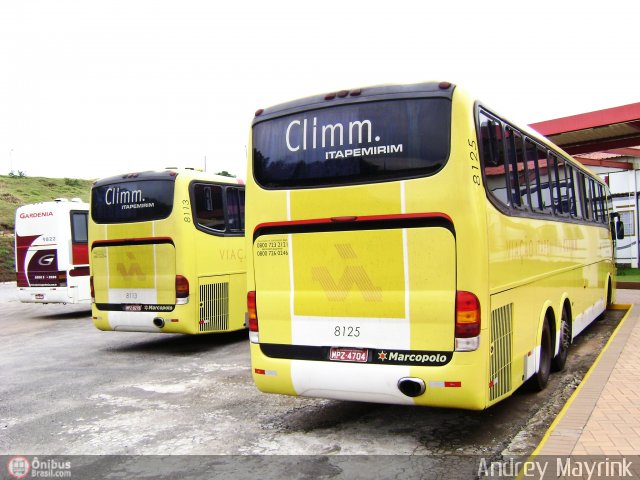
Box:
[16,198,89,213]
[93,168,244,188]
[253,81,456,124]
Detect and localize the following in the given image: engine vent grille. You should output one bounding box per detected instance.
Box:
[490,303,513,401]
[199,281,229,332]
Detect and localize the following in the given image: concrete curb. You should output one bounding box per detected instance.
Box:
[530,304,635,457]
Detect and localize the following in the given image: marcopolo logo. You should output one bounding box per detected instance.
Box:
[376,350,451,366]
[7,456,71,479]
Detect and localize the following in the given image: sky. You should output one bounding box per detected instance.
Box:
[0,0,638,181]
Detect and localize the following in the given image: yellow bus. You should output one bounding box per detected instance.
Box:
[90,168,247,334]
[246,82,620,409]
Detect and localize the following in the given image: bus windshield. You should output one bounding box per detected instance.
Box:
[91,179,175,224]
[253,98,451,188]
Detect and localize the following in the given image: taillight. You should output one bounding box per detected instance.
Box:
[455,291,481,351]
[247,291,258,331]
[90,276,95,302]
[57,271,67,287]
[176,275,189,304]
[247,291,259,342]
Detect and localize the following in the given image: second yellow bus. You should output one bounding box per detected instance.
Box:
[90,168,246,334]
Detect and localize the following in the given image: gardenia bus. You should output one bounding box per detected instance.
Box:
[15,198,90,304]
[246,81,621,410]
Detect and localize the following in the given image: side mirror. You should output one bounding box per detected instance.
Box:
[610,212,624,240]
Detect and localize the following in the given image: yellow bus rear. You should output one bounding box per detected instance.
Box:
[90,168,246,334]
[246,82,616,409]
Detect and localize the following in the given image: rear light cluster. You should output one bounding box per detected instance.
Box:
[325,88,361,100]
[90,276,95,302]
[176,275,189,304]
[455,291,481,352]
[247,291,259,343]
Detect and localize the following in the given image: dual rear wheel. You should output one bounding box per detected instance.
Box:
[527,307,570,392]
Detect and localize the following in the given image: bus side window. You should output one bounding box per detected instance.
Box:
[567,166,582,219]
[479,112,509,207]
[581,173,592,220]
[596,183,606,224]
[508,128,529,210]
[525,139,542,211]
[537,148,553,215]
[588,179,600,222]
[226,188,245,233]
[505,127,521,208]
[194,184,225,231]
[550,154,569,216]
[479,114,501,167]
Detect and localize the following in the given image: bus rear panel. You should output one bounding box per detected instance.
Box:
[248,84,489,409]
[15,199,90,304]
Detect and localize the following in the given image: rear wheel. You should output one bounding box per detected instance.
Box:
[597,278,612,321]
[552,307,570,372]
[527,317,552,391]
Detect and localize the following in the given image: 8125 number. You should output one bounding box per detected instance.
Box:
[334,326,360,337]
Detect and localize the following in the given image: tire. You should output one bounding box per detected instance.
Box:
[552,307,570,372]
[597,279,612,322]
[526,318,552,392]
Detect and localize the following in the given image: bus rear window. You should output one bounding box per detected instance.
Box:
[253,98,451,188]
[91,180,175,224]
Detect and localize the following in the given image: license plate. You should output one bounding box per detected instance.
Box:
[35,294,44,300]
[329,347,368,363]
[124,304,142,312]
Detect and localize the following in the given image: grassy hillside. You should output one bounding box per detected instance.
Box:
[0,175,92,232]
[0,175,93,281]
[0,236,13,282]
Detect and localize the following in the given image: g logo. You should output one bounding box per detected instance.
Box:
[38,254,55,266]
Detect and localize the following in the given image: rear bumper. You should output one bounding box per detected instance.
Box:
[17,287,86,304]
[250,342,488,410]
[91,305,193,333]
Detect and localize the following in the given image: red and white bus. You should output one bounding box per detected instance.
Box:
[15,198,91,304]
